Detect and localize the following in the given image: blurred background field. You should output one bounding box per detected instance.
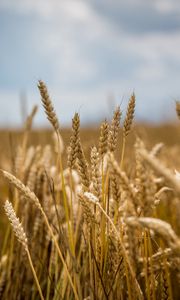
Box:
[1,122,180,170]
[1,120,180,239]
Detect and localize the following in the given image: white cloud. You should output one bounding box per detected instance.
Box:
[118,30,180,61]
[0,0,97,22]
[154,0,180,14]
[18,1,114,85]
[27,0,180,89]
[135,63,166,81]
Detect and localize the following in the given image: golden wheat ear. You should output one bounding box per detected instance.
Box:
[120,93,136,168]
[67,112,80,169]
[38,80,59,132]
[123,93,136,138]
[99,119,109,157]
[108,106,121,152]
[4,200,28,249]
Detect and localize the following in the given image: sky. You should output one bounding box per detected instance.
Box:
[0,0,180,127]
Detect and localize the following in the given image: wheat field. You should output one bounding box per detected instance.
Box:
[0,81,180,300]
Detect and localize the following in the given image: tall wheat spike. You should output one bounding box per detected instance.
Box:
[67,112,80,169]
[99,119,109,157]
[108,106,121,152]
[38,80,59,132]
[123,93,136,138]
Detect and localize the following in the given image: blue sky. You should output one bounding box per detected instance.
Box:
[0,0,180,126]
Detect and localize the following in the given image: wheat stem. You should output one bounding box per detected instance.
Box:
[26,249,44,300]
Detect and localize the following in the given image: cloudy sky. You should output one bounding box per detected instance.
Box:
[0,0,180,126]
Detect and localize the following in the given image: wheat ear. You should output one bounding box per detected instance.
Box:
[120,93,135,168]
[99,119,109,157]
[38,80,59,132]
[77,141,90,189]
[67,112,80,169]
[4,200,44,300]
[123,93,136,138]
[108,106,121,152]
